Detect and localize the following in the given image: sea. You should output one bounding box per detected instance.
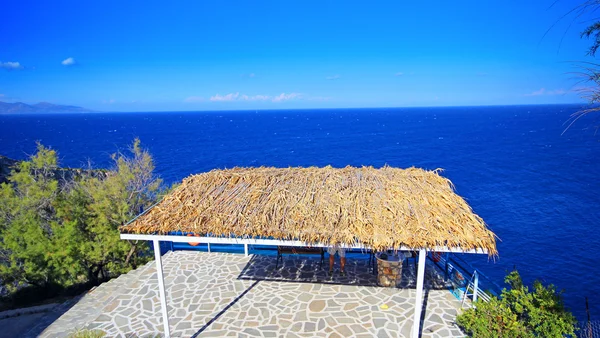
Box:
[0,104,598,321]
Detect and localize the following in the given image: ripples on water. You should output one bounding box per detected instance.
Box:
[1,104,598,320]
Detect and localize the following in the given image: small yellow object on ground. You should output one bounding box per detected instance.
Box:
[380,304,389,310]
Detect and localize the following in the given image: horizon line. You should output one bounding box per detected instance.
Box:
[0,102,587,115]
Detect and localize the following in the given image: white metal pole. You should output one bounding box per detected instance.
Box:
[473,270,479,303]
[412,249,427,338]
[153,240,171,338]
[244,243,249,257]
[207,243,211,253]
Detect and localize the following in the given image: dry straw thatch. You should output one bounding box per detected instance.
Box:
[121,166,498,255]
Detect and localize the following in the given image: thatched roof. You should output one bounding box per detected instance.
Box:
[121,166,498,255]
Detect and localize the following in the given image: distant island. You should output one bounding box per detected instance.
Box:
[0,101,95,114]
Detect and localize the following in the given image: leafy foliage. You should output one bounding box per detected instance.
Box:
[565,2,600,125]
[0,139,161,293]
[456,270,577,338]
[0,143,61,287]
[74,138,162,282]
[67,329,106,338]
[582,18,600,57]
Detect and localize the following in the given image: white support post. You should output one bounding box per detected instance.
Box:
[244,243,249,257]
[207,243,211,253]
[412,249,427,338]
[153,240,171,338]
[473,270,479,303]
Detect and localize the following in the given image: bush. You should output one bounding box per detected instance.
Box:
[0,139,161,294]
[456,270,577,338]
[67,329,106,338]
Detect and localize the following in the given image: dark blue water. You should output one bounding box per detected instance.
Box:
[1,104,599,320]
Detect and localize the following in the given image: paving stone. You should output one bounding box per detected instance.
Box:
[290,322,303,332]
[103,300,120,312]
[317,318,326,331]
[202,329,229,337]
[243,328,262,336]
[335,325,353,337]
[429,313,443,324]
[113,314,128,327]
[373,318,386,328]
[142,299,153,312]
[293,311,307,322]
[309,300,326,312]
[351,324,367,334]
[298,293,313,302]
[400,321,413,337]
[304,322,316,332]
[95,314,111,322]
[343,302,359,311]
[120,307,135,317]
[35,251,464,338]
[258,325,279,331]
[376,328,390,338]
[175,321,192,330]
[337,316,355,324]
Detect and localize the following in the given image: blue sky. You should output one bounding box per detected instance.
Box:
[0,1,596,111]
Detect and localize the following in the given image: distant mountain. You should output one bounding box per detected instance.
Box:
[0,101,95,114]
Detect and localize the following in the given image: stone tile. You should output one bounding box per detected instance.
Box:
[376,328,390,338]
[35,251,465,338]
[335,325,353,336]
[304,322,316,332]
[243,328,262,336]
[309,300,326,312]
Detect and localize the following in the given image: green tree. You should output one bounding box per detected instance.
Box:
[457,270,577,338]
[0,139,162,291]
[72,138,161,283]
[0,143,63,288]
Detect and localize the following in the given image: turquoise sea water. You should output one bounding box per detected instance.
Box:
[1,104,598,319]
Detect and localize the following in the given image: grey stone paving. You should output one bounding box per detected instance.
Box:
[240,254,453,290]
[34,251,466,337]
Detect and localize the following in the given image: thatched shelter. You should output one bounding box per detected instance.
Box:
[120,166,498,338]
[121,166,497,254]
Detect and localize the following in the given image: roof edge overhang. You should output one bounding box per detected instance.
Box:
[120,233,489,255]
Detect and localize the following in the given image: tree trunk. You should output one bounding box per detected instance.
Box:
[99,266,107,282]
[87,266,99,285]
[124,241,138,267]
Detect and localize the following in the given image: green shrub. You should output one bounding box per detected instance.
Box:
[456,270,577,338]
[0,139,161,293]
[67,329,106,338]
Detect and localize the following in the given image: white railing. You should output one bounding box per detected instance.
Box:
[436,254,498,307]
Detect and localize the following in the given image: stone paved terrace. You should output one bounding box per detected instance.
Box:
[30,251,467,337]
